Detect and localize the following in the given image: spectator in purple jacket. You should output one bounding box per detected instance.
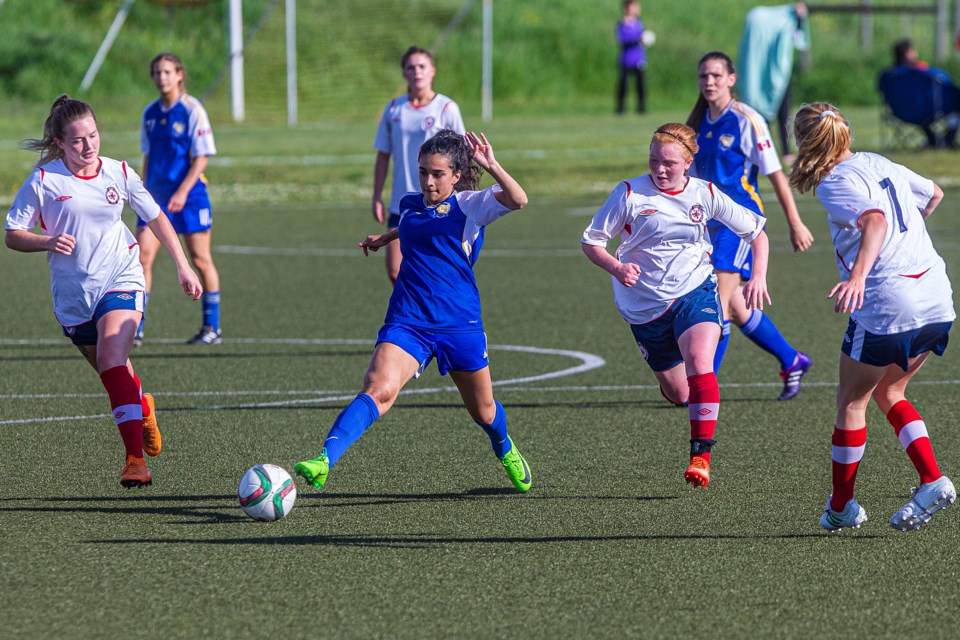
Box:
[616,0,648,114]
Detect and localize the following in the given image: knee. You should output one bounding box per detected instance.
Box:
[191,254,213,273]
[473,400,498,425]
[660,382,689,406]
[361,385,397,414]
[871,386,904,415]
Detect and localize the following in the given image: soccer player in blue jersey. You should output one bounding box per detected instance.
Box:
[295,130,532,493]
[686,50,814,400]
[136,53,221,346]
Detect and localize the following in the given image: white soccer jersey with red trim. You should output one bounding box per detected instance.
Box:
[582,175,765,324]
[816,152,955,334]
[374,93,465,214]
[5,157,162,326]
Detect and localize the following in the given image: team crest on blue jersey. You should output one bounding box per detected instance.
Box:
[688,204,705,223]
[421,116,436,131]
[173,121,186,136]
[719,134,735,150]
[105,186,120,205]
[434,202,451,217]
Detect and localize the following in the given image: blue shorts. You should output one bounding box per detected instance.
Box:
[708,221,756,279]
[842,319,951,371]
[387,213,401,229]
[629,277,724,372]
[62,291,145,346]
[137,202,213,234]
[376,323,488,376]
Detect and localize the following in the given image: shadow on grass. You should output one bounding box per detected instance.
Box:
[0,488,677,524]
[82,531,879,548]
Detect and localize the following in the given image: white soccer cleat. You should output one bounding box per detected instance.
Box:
[889,476,957,532]
[820,497,868,532]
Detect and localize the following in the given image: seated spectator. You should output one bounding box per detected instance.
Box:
[883,39,959,148]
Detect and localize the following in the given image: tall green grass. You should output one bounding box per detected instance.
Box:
[1,0,955,130]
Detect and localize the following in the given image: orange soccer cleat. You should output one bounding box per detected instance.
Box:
[683,455,710,489]
[141,392,162,457]
[120,455,153,488]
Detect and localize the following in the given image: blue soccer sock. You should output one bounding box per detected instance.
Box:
[713,320,732,373]
[202,291,220,330]
[474,400,511,458]
[739,309,798,369]
[137,292,150,333]
[323,393,380,468]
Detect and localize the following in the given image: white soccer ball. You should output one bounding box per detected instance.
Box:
[642,30,656,47]
[238,464,297,522]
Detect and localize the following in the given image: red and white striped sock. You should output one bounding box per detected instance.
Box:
[830,426,866,512]
[687,372,719,462]
[100,365,143,459]
[887,400,941,485]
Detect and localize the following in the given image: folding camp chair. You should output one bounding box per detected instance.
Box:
[878,66,959,150]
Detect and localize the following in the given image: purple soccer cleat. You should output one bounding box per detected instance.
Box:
[778,352,812,401]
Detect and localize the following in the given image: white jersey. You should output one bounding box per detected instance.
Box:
[816,152,955,334]
[5,157,162,327]
[374,93,465,214]
[583,175,765,324]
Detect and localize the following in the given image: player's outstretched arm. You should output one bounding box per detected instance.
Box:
[145,214,203,300]
[359,227,399,256]
[465,132,528,210]
[768,170,813,252]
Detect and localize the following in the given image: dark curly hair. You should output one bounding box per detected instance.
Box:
[418,129,482,192]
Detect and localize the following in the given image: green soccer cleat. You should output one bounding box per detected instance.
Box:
[293,450,330,490]
[499,439,532,493]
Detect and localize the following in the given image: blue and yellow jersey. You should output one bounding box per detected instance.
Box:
[384,186,512,332]
[141,94,216,208]
[691,100,782,218]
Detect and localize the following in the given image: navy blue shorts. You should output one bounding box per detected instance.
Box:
[708,221,755,279]
[387,213,401,229]
[629,277,724,372]
[842,319,951,371]
[62,291,145,346]
[376,323,488,376]
[137,201,213,234]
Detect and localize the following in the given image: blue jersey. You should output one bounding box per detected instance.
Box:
[141,94,217,209]
[384,186,511,332]
[691,100,781,219]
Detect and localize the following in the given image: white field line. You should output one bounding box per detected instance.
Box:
[0,342,605,425]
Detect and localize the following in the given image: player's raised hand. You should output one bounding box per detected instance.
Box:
[465,131,497,171]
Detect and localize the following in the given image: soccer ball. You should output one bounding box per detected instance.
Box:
[642,30,656,47]
[237,464,297,522]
